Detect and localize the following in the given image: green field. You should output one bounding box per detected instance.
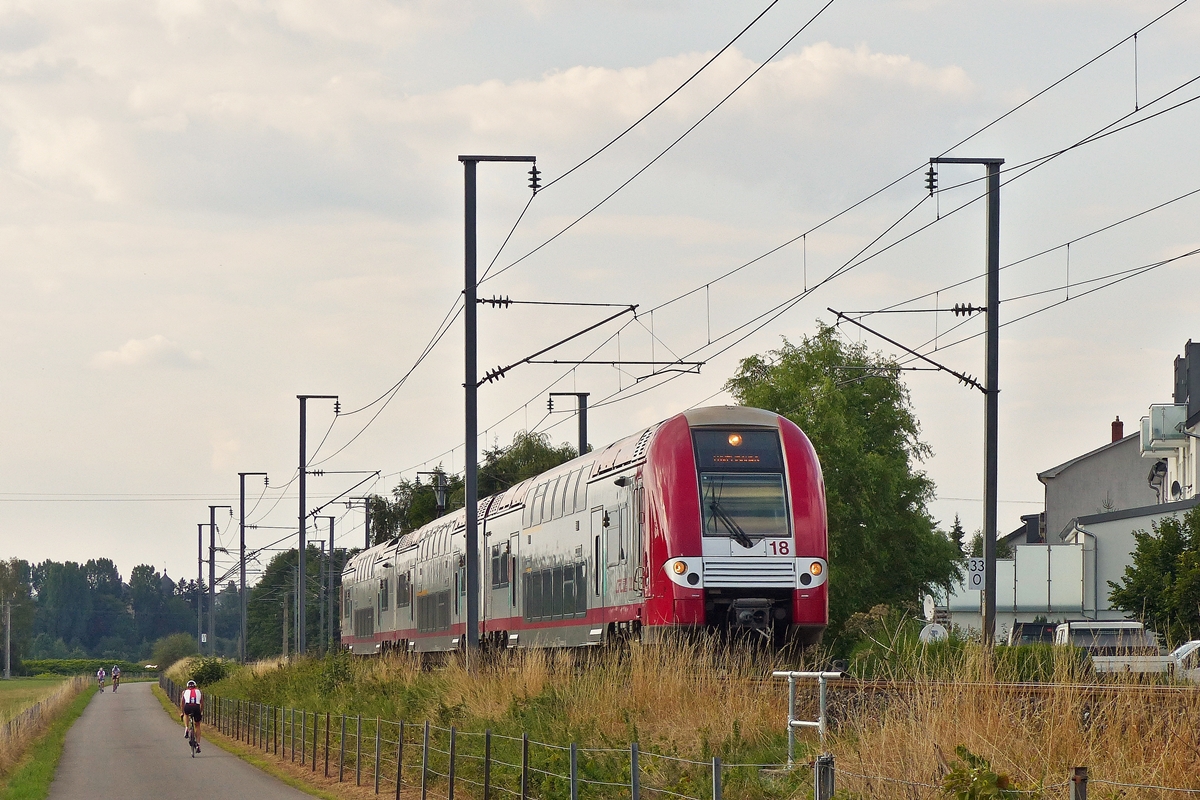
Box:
[0,679,66,724]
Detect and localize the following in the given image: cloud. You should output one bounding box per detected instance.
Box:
[89,335,206,369]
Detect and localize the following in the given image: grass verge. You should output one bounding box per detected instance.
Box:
[0,686,96,800]
[150,685,361,800]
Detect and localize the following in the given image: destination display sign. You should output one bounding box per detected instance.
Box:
[692,429,783,471]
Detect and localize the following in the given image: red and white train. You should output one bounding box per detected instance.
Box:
[340,406,828,653]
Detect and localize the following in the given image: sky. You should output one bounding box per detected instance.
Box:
[1,0,1198,588]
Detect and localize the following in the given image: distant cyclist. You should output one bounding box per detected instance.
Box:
[111,665,121,691]
[96,667,106,692]
[179,680,203,752]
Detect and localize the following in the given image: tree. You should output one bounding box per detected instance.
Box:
[1109,506,1200,646]
[479,431,576,497]
[246,546,350,659]
[725,323,963,637]
[969,530,1014,559]
[0,559,35,671]
[950,515,966,554]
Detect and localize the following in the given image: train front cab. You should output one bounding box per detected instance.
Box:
[642,407,828,646]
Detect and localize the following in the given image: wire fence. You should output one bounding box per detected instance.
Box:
[1,674,89,754]
[160,677,1200,800]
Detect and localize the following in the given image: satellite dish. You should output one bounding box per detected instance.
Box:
[919,623,948,644]
[923,594,936,622]
[1171,480,1182,500]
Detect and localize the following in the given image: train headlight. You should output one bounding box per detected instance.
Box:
[672,560,688,575]
[809,562,823,576]
[727,433,743,446]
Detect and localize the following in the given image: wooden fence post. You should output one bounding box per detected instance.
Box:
[356,714,362,786]
[395,720,404,800]
[520,732,529,800]
[421,721,430,800]
[375,718,381,794]
[448,726,457,800]
[339,714,346,782]
[325,712,331,777]
[631,741,640,800]
[484,729,491,800]
[1070,767,1088,800]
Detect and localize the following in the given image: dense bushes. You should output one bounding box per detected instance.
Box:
[150,633,198,669]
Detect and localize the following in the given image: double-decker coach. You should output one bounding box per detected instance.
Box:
[340,405,827,653]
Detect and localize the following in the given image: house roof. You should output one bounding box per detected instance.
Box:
[1037,432,1138,484]
[1058,495,1200,540]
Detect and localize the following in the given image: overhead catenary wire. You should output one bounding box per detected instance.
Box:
[481,0,840,286]
[352,0,1198,488]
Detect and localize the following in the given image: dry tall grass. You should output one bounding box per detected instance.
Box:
[831,646,1200,799]
[208,639,1200,799]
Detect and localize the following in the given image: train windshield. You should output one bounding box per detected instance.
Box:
[693,429,788,542]
[699,474,787,541]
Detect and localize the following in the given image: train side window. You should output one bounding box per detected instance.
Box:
[593,536,601,596]
[575,563,588,616]
[549,476,562,519]
[379,578,390,612]
[559,473,574,517]
[606,511,621,567]
[491,544,510,588]
[396,572,411,608]
[574,465,592,512]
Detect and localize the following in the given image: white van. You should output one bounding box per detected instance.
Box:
[1053,621,1171,674]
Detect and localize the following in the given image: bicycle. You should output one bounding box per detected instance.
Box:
[112,675,120,692]
[184,715,199,757]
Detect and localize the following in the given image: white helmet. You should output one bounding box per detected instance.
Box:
[186,680,197,688]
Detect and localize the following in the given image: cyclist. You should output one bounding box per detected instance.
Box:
[179,680,203,752]
[111,665,121,691]
[97,667,106,692]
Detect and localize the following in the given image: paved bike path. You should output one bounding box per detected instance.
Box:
[49,681,310,800]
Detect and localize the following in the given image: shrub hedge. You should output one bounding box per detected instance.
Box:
[21,659,152,676]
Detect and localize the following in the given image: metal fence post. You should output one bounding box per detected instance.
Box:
[631,741,640,800]
[818,675,828,743]
[815,753,835,800]
[484,729,491,800]
[448,726,457,800]
[339,714,346,782]
[325,712,331,776]
[395,721,404,800]
[356,715,363,786]
[520,732,529,800]
[1070,767,1088,800]
[712,756,722,800]
[375,718,382,794]
[570,742,578,800]
[421,721,430,800]
[786,675,796,766]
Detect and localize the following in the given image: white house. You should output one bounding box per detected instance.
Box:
[942,340,1200,638]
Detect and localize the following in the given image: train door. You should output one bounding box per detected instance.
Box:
[603,500,630,605]
[508,534,520,614]
[591,507,606,603]
[632,480,646,597]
